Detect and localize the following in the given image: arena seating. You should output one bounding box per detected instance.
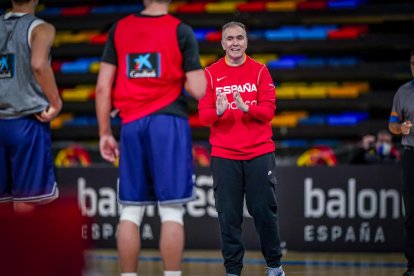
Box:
[1,0,413,164]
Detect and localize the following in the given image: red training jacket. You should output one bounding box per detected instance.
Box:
[198,55,276,160]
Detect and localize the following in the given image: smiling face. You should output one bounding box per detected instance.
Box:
[221,24,248,66]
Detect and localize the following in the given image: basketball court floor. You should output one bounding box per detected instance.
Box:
[84,249,407,276]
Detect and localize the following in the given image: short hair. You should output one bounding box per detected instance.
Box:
[411,50,414,57]
[222,21,246,34]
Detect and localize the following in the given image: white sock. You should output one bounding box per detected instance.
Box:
[164,271,182,276]
[121,273,137,276]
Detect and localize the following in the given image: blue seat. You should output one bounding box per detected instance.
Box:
[342,111,369,121]
[268,59,297,69]
[194,29,215,41]
[297,58,326,67]
[279,139,310,148]
[327,57,359,67]
[61,62,90,74]
[61,58,99,74]
[268,55,307,69]
[326,111,368,125]
[328,0,366,9]
[265,29,295,41]
[297,29,327,40]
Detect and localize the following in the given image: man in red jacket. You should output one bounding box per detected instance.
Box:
[198,21,284,276]
[95,0,206,275]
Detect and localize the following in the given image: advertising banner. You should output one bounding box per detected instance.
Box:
[57,165,404,252]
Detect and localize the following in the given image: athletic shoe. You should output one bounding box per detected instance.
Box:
[266,266,285,276]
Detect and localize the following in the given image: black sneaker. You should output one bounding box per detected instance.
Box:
[403,268,414,276]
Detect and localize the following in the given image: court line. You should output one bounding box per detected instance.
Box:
[86,254,406,268]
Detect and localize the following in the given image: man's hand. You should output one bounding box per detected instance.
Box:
[35,102,62,122]
[99,135,119,163]
[216,91,228,116]
[361,135,376,150]
[233,91,249,113]
[402,121,413,135]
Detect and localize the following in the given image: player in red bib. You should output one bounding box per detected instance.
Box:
[95,1,206,275]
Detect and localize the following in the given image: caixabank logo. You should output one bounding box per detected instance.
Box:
[127,52,160,78]
[0,54,14,79]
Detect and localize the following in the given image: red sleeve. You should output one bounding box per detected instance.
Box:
[247,65,276,122]
[198,68,221,126]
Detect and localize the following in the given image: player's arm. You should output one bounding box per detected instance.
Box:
[185,69,206,100]
[178,23,206,100]
[31,22,62,122]
[96,62,115,137]
[246,66,276,122]
[95,62,119,162]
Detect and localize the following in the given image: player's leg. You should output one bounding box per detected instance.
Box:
[148,114,194,275]
[9,118,57,213]
[159,205,185,273]
[149,114,195,203]
[117,219,140,275]
[117,119,153,275]
[118,205,146,275]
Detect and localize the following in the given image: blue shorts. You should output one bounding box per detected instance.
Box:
[0,117,58,203]
[118,114,195,205]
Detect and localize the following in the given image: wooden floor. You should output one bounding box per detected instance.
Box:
[84,249,407,276]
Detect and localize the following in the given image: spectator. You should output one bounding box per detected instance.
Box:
[351,130,400,164]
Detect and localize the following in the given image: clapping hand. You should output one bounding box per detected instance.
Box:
[233,91,249,113]
[216,91,228,116]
